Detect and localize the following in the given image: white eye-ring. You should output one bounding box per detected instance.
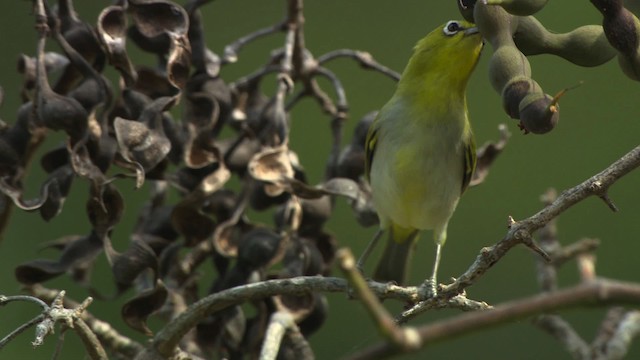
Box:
[443,20,461,36]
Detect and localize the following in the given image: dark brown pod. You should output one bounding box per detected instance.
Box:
[501,76,535,119]
[519,93,559,134]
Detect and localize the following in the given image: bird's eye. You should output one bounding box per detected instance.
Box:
[443,21,461,36]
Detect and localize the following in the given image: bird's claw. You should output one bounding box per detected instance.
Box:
[418,279,438,300]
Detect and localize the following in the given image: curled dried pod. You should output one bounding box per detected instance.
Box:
[485,0,549,16]
[113,96,176,186]
[97,6,137,86]
[519,92,559,134]
[128,0,191,89]
[114,117,170,171]
[127,25,171,56]
[591,0,640,80]
[237,228,284,270]
[133,67,178,99]
[34,38,88,142]
[217,136,261,175]
[275,197,332,236]
[336,111,376,181]
[249,181,290,211]
[128,0,189,38]
[17,52,69,95]
[298,294,328,337]
[187,7,221,77]
[488,45,532,92]
[514,17,616,67]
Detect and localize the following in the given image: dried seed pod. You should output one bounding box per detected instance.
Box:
[40,165,74,221]
[34,34,88,142]
[237,228,285,270]
[128,0,191,89]
[336,111,376,181]
[484,0,549,16]
[97,5,137,86]
[17,52,69,97]
[298,294,328,337]
[127,25,171,56]
[128,0,189,38]
[514,17,616,67]
[187,6,220,77]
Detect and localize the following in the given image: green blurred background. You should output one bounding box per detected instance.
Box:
[1,1,639,359]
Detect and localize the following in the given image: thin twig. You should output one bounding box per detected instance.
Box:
[222,21,287,64]
[0,315,44,349]
[316,49,401,81]
[26,285,143,359]
[533,315,590,359]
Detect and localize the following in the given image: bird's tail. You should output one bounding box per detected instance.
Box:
[373,224,419,285]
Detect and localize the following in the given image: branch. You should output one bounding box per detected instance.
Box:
[26,285,144,359]
[349,279,640,360]
[440,145,640,297]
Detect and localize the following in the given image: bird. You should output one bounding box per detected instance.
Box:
[360,20,483,296]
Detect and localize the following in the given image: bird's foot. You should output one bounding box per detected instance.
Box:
[417,278,438,300]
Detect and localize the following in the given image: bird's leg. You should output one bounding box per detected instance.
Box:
[356,228,384,274]
[419,243,442,299]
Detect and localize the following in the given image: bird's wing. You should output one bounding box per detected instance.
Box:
[364,123,379,182]
[461,132,476,194]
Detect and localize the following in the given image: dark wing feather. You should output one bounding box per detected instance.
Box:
[364,125,379,182]
[461,132,477,194]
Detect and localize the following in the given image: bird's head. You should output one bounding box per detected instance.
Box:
[403,20,484,91]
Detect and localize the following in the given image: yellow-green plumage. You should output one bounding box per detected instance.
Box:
[365,20,483,285]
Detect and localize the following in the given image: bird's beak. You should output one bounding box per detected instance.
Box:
[463,27,479,36]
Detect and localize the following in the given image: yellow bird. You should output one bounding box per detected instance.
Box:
[362,20,483,295]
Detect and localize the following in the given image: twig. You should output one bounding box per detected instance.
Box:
[26,285,143,359]
[397,294,491,324]
[337,248,421,351]
[599,310,640,359]
[316,49,401,81]
[533,315,590,359]
[0,315,43,349]
[222,21,287,64]
[260,311,312,360]
[349,279,640,359]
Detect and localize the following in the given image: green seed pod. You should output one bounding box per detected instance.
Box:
[488,45,532,92]
[515,17,616,67]
[617,51,640,80]
[474,1,518,46]
[519,93,559,134]
[485,0,549,16]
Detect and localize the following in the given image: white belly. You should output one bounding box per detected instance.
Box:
[370,112,465,232]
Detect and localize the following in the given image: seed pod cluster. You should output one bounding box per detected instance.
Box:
[473,2,559,134]
[461,0,640,133]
